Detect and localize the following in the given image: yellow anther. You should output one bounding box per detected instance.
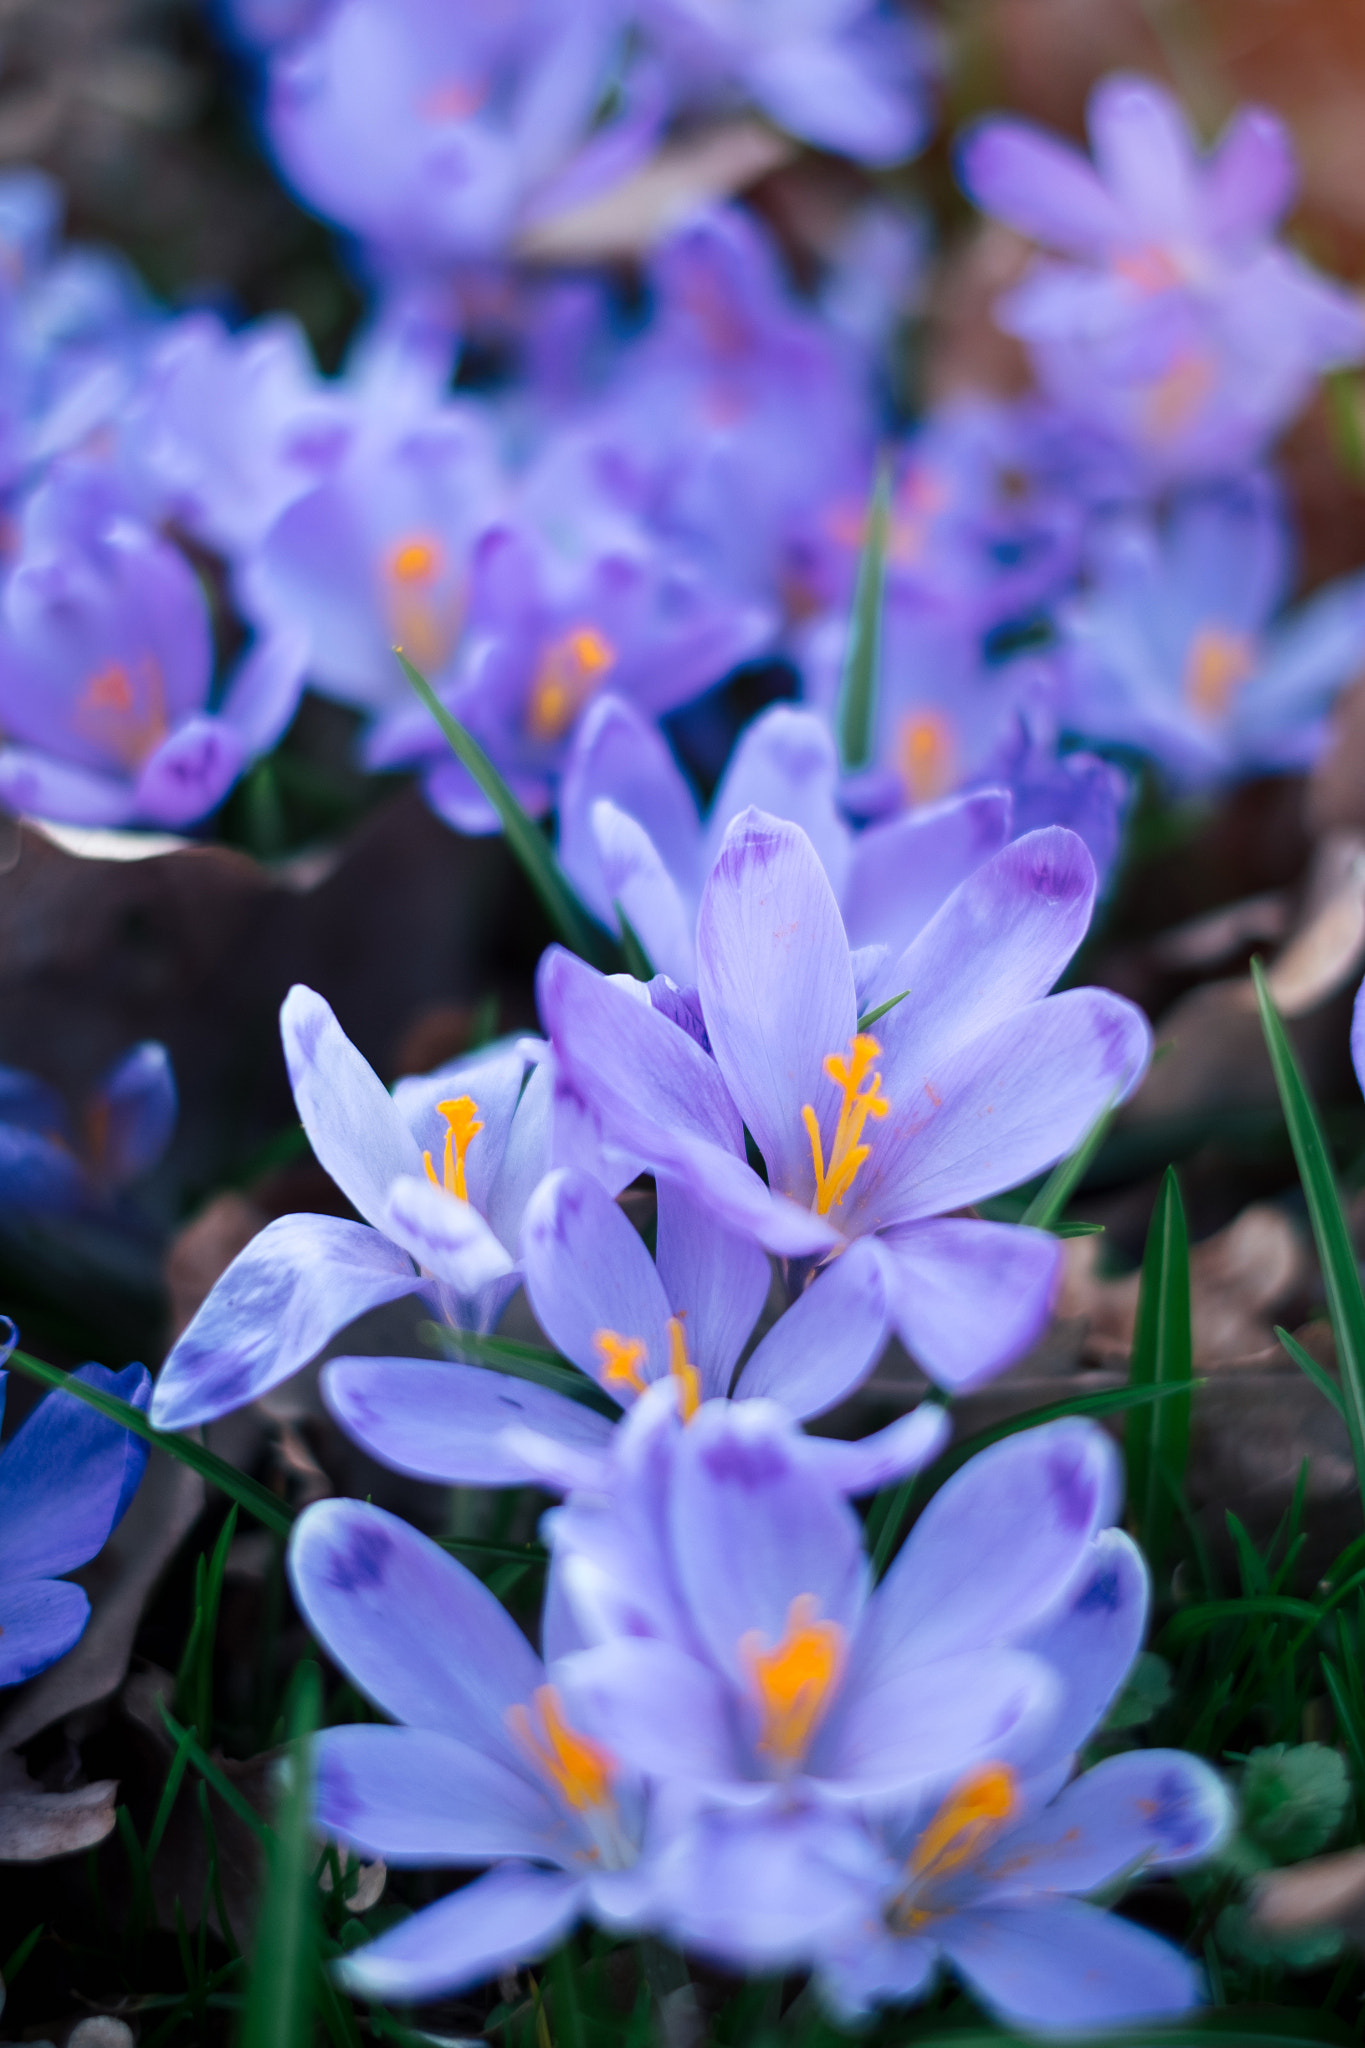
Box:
[741,1594,846,1770]
[385,532,462,674]
[75,656,169,770]
[895,709,955,806]
[421,1095,482,1203]
[1182,625,1255,723]
[667,1314,701,1422]
[527,626,616,742]
[507,1685,617,1814]
[593,1328,648,1398]
[888,1763,1018,1931]
[802,1032,890,1216]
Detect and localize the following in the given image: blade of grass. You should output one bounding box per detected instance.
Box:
[4,1347,293,1538]
[857,988,908,1033]
[397,651,613,967]
[1276,1324,1346,1418]
[1253,957,1365,1499]
[835,456,890,772]
[1125,1165,1193,1580]
[237,1660,322,2048]
[159,1700,272,1846]
[1021,1097,1119,1230]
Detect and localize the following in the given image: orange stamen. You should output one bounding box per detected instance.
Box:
[890,1763,1018,1930]
[895,709,956,806]
[507,1685,617,1813]
[741,1594,846,1769]
[421,1095,482,1203]
[593,1329,648,1398]
[1182,625,1255,722]
[527,627,616,743]
[802,1033,889,1217]
[667,1314,701,1422]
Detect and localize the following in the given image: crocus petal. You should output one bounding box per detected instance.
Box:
[956,118,1125,257]
[990,1750,1231,1899]
[151,1214,420,1430]
[382,1175,516,1295]
[842,791,1012,960]
[655,1179,770,1400]
[940,1897,1203,2032]
[522,1167,673,1393]
[336,1863,583,2005]
[654,1803,881,1972]
[706,706,849,900]
[593,799,698,987]
[818,1924,939,2023]
[697,809,856,1205]
[874,1219,1060,1392]
[133,716,246,828]
[555,1638,739,1785]
[1354,974,1365,1102]
[801,1403,951,1497]
[819,1648,1057,1795]
[314,1725,563,1866]
[0,1578,90,1687]
[0,747,137,828]
[93,1042,177,1184]
[0,1364,149,1580]
[288,1499,543,1758]
[323,1356,616,1487]
[1087,75,1199,245]
[558,693,701,930]
[281,984,423,1231]
[734,1239,888,1419]
[1203,106,1296,246]
[1017,1527,1149,1762]
[220,624,309,754]
[392,1040,530,1215]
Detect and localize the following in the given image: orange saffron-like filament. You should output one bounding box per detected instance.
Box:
[667,1314,701,1421]
[594,1328,648,1398]
[527,627,616,742]
[1182,625,1255,722]
[802,1033,889,1216]
[895,709,956,806]
[507,1686,617,1813]
[890,1763,1018,1930]
[742,1593,846,1769]
[422,1095,482,1203]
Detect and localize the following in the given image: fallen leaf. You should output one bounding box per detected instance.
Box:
[1264,832,1365,1017]
[0,1752,116,1861]
[1252,1846,1365,1938]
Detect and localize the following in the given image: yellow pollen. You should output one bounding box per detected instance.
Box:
[895,710,956,806]
[74,656,169,770]
[741,1594,846,1769]
[389,536,443,585]
[1182,625,1256,722]
[385,533,462,675]
[527,626,616,743]
[421,1095,482,1202]
[802,1033,889,1217]
[909,1763,1017,1883]
[593,1328,648,1398]
[507,1685,617,1813]
[667,1314,701,1422]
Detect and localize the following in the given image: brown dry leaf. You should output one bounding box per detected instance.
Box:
[1252,1846,1365,1938]
[516,120,796,263]
[1312,676,1365,837]
[1264,833,1365,1018]
[0,1752,116,1862]
[922,222,1034,405]
[164,1191,266,1344]
[1150,892,1291,974]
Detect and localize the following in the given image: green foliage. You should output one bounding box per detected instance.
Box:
[835,457,890,772]
[1103,1649,1174,1731]
[1239,1745,1350,1866]
[1125,1165,1193,1581]
[238,1661,322,2048]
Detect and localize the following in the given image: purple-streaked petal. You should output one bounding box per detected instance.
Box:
[92,1042,177,1184]
[842,791,1012,959]
[314,1725,563,1866]
[802,1404,951,1498]
[133,716,246,828]
[323,1356,615,1488]
[382,1175,515,1295]
[734,1240,888,1419]
[151,1214,420,1430]
[559,694,701,930]
[593,800,697,986]
[956,118,1125,257]
[818,1648,1058,1796]
[655,1803,880,1972]
[940,1897,1203,2032]
[1018,1527,1149,1762]
[556,1639,739,1785]
[874,1219,1060,1392]
[281,984,423,1231]
[989,1750,1231,1899]
[336,1864,583,2005]
[288,1500,544,1758]
[706,708,849,899]
[0,1363,146,1581]
[0,1579,90,1687]
[697,810,856,1205]
[655,1179,769,1399]
[522,1168,672,1394]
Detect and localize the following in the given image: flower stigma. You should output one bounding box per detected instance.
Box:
[895,709,956,806]
[741,1593,846,1771]
[527,626,616,742]
[666,1314,701,1421]
[75,656,169,771]
[422,1095,482,1202]
[385,532,462,676]
[594,1329,648,1398]
[889,1763,1018,1931]
[507,1685,633,1866]
[803,1033,889,1216]
[1183,625,1256,722]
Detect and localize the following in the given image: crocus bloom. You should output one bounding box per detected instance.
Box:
[1059,478,1365,791]
[150,987,550,1430]
[0,471,307,830]
[0,1041,176,1213]
[0,1352,151,1685]
[958,75,1365,478]
[289,1495,663,2002]
[542,811,1150,1389]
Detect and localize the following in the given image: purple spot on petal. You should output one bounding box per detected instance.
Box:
[698,1432,787,1489]
[326,1521,392,1592]
[1046,1445,1096,1531]
[1143,1769,1207,1855]
[1076,1567,1121,1613]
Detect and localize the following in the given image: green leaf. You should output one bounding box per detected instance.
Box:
[1275,1325,1345,1417]
[1125,1165,1193,1578]
[857,988,908,1033]
[1327,370,1365,483]
[237,1660,322,2048]
[4,1347,293,1538]
[420,1322,623,1419]
[1240,1743,1350,1865]
[1102,1649,1173,1730]
[396,650,613,967]
[835,457,890,772]
[1253,958,1365,1501]
[1021,1096,1119,1230]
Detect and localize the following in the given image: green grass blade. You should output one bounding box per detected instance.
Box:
[238,1661,322,2048]
[397,651,613,967]
[1253,957,1365,1498]
[1276,1324,1346,1417]
[4,1347,293,1538]
[1125,1165,1193,1580]
[160,1701,273,1846]
[835,457,890,772]
[857,989,908,1033]
[1020,1097,1118,1230]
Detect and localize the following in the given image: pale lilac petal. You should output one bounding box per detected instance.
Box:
[733,1239,888,1418]
[655,1804,881,1972]
[556,1638,739,1784]
[558,693,702,928]
[956,119,1125,256]
[875,1219,1060,1391]
[151,1214,420,1430]
[314,1725,563,1865]
[281,985,423,1230]
[940,1898,1203,2031]
[1203,107,1295,246]
[382,1175,516,1295]
[322,1356,615,1487]
[287,1500,543,1758]
[488,1054,555,1249]
[1087,75,1199,244]
[818,1924,938,2022]
[697,809,857,1205]
[706,707,849,900]
[522,1168,673,1394]
[0,1579,90,1687]
[221,625,309,753]
[990,1750,1231,1898]
[842,791,1012,959]
[750,34,923,167]
[1017,1528,1149,1761]
[337,1864,583,2005]
[801,1403,951,1497]
[818,1648,1057,1796]
[0,747,136,827]
[133,716,246,828]
[655,1178,769,1399]
[592,799,697,985]
[1353,974,1365,1101]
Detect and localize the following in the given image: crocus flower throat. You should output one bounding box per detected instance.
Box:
[528,627,616,742]
[1183,625,1256,722]
[77,657,168,770]
[803,1033,889,1215]
[386,533,463,676]
[742,1593,846,1770]
[422,1094,482,1202]
[593,1315,702,1418]
[890,1763,1018,1931]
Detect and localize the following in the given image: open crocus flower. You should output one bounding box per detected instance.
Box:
[289,1497,662,2005]
[323,1167,950,1495]
[0,1351,151,1685]
[1060,478,1365,792]
[0,1041,175,1214]
[549,1405,1117,1811]
[957,75,1365,479]
[542,811,1150,1390]
[150,986,550,1430]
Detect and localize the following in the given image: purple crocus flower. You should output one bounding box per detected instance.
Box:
[542,811,1150,1390]
[288,1495,664,2003]
[0,1351,152,1685]
[958,75,1365,477]
[150,988,551,1430]
[0,1041,176,1214]
[0,470,307,830]
[1059,477,1365,791]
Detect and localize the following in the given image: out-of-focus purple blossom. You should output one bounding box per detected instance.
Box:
[151,988,552,1431]
[1059,477,1365,791]
[542,812,1150,1390]
[958,75,1365,478]
[0,471,308,830]
[0,1042,176,1214]
[0,1348,152,1686]
[216,0,336,51]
